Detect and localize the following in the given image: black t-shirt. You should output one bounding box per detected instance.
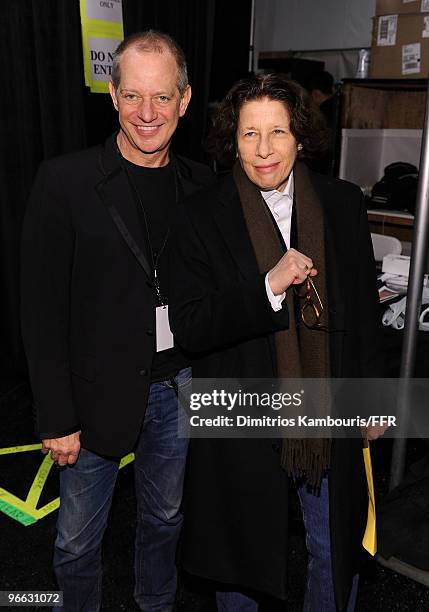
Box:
[123,158,189,383]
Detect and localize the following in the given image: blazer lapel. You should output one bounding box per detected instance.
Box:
[213,175,261,282]
[96,135,152,280]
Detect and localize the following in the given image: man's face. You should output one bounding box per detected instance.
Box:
[109,47,191,167]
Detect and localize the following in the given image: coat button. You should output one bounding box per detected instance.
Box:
[146,329,154,336]
[139,369,148,376]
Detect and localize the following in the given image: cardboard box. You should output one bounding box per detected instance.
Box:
[376,0,429,15]
[370,13,429,77]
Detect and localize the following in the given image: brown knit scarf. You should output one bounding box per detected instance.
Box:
[233,161,331,488]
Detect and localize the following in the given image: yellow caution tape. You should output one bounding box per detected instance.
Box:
[0,446,135,526]
[34,498,61,519]
[25,454,55,508]
[0,488,38,525]
[119,453,135,469]
[0,443,42,455]
[0,499,38,526]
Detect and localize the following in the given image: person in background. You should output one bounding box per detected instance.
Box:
[169,73,385,611]
[306,70,338,175]
[21,30,214,612]
[307,70,335,124]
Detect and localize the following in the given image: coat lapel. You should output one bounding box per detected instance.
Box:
[213,175,261,282]
[95,135,152,280]
[174,155,206,200]
[294,164,348,375]
[305,169,347,375]
[95,139,210,281]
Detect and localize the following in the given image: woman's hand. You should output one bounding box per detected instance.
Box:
[365,424,389,441]
[267,248,317,296]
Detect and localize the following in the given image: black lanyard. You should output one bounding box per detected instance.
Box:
[117,147,180,305]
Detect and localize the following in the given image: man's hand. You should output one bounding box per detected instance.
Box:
[268,248,317,296]
[42,431,81,466]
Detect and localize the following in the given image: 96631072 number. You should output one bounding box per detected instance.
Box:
[0,591,63,607]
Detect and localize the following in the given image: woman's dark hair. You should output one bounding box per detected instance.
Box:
[208,72,329,166]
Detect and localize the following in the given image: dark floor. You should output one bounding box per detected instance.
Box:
[1,387,429,611]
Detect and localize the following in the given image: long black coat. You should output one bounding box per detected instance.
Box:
[169,166,382,610]
[21,134,215,456]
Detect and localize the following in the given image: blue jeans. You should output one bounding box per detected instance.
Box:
[216,478,358,612]
[216,591,258,612]
[297,478,359,612]
[53,367,191,612]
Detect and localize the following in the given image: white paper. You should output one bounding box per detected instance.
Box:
[88,37,120,82]
[156,305,174,352]
[423,16,429,36]
[422,0,429,12]
[377,15,398,46]
[402,42,421,74]
[85,0,123,23]
[403,0,415,3]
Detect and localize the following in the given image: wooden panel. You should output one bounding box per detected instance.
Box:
[368,210,414,242]
[342,85,426,129]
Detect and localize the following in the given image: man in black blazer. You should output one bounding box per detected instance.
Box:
[21,30,214,611]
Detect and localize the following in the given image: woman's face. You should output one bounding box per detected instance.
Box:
[236,97,299,192]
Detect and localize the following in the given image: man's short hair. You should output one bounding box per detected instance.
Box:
[306,70,334,96]
[111,30,188,95]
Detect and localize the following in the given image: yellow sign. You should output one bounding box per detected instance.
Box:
[0,444,134,526]
[80,0,124,93]
[362,443,377,556]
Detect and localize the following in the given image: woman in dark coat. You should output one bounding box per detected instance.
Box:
[169,74,384,611]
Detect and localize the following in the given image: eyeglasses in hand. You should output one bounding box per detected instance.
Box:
[294,276,328,331]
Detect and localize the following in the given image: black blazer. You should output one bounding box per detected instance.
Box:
[21,134,215,456]
[168,166,382,609]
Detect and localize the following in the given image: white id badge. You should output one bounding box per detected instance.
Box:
[155,305,174,352]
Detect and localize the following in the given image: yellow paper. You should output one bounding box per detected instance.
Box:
[80,0,124,93]
[362,445,377,555]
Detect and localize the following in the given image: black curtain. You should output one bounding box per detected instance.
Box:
[209,0,253,102]
[0,0,215,396]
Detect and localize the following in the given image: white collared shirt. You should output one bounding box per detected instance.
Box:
[262,171,294,311]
